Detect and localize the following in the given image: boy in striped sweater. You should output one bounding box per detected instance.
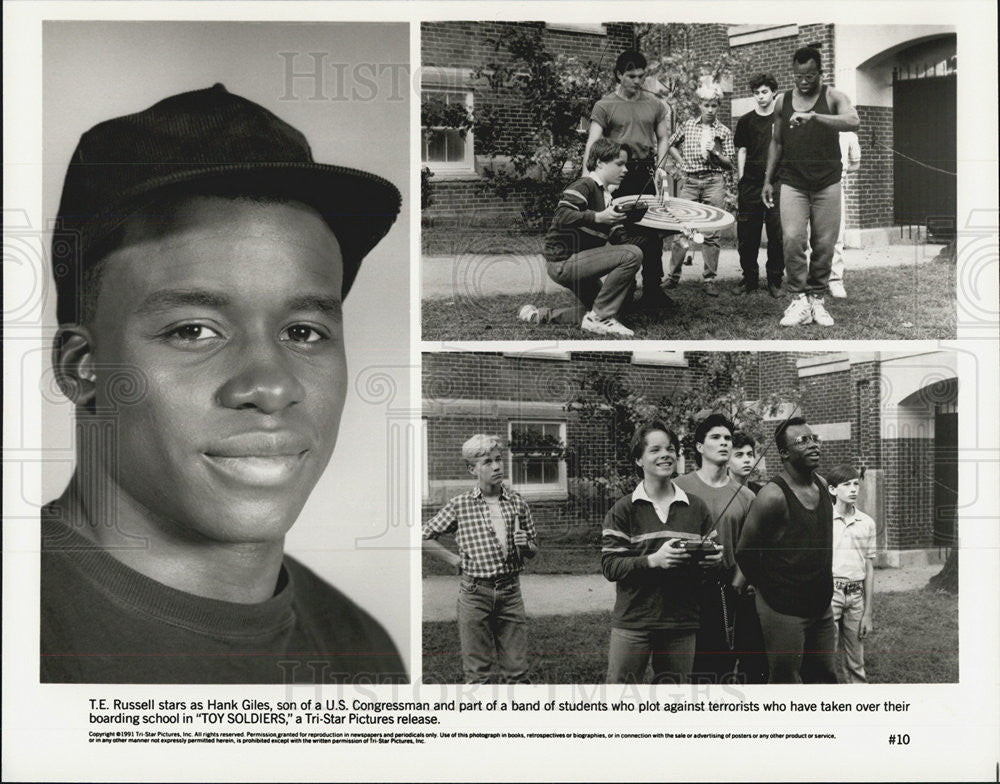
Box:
[519,138,643,337]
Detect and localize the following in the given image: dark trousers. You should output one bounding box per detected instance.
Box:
[737,179,784,286]
[755,591,838,684]
[733,591,769,684]
[692,580,737,683]
[616,158,663,290]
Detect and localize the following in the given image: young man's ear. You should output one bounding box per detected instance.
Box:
[52,326,97,408]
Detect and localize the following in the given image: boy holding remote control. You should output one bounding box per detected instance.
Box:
[601,421,721,683]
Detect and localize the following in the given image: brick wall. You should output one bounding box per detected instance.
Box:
[854,105,894,228]
[730,24,836,99]
[882,438,935,548]
[423,351,942,550]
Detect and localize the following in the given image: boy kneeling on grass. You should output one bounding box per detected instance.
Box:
[519,138,643,337]
[422,435,538,683]
[828,464,876,683]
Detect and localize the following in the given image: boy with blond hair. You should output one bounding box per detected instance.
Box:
[423,435,538,683]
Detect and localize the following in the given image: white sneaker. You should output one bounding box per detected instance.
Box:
[779,294,813,327]
[518,304,540,323]
[809,295,835,327]
[828,280,847,299]
[581,311,634,337]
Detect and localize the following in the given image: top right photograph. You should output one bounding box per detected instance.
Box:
[421,22,957,341]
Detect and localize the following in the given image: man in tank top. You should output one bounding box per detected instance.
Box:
[761,47,860,329]
[735,417,838,683]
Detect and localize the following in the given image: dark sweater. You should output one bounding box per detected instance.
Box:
[543,175,614,263]
[735,475,833,617]
[601,489,715,631]
[41,511,407,684]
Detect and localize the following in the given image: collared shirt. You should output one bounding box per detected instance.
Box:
[630,481,691,524]
[587,172,612,208]
[423,485,537,578]
[669,117,736,175]
[832,506,876,581]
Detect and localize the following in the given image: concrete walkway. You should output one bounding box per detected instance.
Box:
[422,244,946,300]
[422,564,942,622]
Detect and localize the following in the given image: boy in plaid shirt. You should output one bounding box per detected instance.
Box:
[664,83,736,296]
[423,435,538,683]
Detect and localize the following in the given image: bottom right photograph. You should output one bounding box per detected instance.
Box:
[421,349,959,685]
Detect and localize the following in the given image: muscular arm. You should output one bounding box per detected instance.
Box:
[582,121,605,176]
[799,88,860,132]
[655,112,670,168]
[734,483,785,588]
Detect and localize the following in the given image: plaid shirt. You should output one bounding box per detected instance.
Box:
[669,118,736,176]
[423,485,538,578]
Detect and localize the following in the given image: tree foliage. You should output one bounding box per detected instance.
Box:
[419,23,746,227]
[564,353,800,517]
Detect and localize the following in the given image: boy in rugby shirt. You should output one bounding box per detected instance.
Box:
[519,138,643,337]
[423,434,538,683]
[602,421,721,683]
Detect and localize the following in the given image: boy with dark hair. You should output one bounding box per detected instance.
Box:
[42,83,406,683]
[521,138,642,336]
[601,421,721,684]
[423,435,539,683]
[735,417,838,683]
[583,49,673,309]
[674,414,755,682]
[725,431,769,683]
[728,431,764,495]
[827,464,876,683]
[735,72,784,296]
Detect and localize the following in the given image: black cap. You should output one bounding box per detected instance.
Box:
[52,83,401,323]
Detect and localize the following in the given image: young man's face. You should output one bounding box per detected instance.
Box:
[792,59,822,96]
[728,444,755,480]
[636,429,677,480]
[469,448,504,493]
[80,196,347,544]
[752,85,775,110]
[699,99,720,123]
[617,67,646,98]
[830,477,860,505]
[781,423,822,471]
[595,150,629,187]
[696,425,732,467]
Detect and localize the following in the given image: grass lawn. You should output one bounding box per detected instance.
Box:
[421,258,955,341]
[421,589,958,684]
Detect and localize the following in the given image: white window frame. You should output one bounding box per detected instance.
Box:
[507,420,568,498]
[422,69,475,175]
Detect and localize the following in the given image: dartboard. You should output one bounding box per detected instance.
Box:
[611,194,735,232]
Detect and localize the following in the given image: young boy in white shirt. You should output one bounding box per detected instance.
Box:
[827,464,876,683]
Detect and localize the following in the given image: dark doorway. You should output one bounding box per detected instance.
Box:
[932,408,957,546]
[893,73,956,240]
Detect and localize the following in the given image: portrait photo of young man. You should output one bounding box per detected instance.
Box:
[35,21,411,684]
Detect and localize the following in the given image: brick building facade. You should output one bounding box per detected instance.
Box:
[423,21,956,245]
[423,350,957,567]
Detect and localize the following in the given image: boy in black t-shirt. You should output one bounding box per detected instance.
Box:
[735,73,784,297]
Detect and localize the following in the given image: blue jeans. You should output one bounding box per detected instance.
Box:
[831,585,867,683]
[545,243,642,323]
[457,576,529,684]
[668,172,726,281]
[606,627,696,684]
[780,181,842,296]
[755,592,838,684]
